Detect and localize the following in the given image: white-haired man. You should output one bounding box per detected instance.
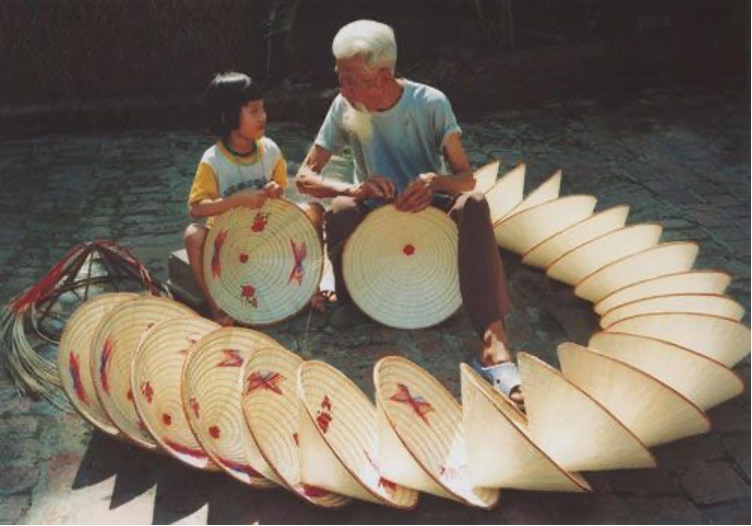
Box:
[296,19,522,405]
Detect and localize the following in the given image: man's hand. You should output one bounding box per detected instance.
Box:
[264,181,284,199]
[232,189,267,209]
[296,173,335,198]
[352,175,396,201]
[395,172,436,212]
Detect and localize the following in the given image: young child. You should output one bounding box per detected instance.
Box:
[184,72,324,325]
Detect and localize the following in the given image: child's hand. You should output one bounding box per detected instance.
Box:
[233,189,267,209]
[264,181,284,199]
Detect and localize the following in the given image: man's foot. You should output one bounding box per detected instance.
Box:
[329,302,366,329]
[472,357,524,410]
[310,290,337,313]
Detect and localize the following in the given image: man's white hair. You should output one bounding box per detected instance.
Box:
[332,20,397,73]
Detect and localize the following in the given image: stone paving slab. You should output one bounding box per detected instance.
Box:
[0,87,749,524]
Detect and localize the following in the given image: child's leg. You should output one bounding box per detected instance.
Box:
[184,223,233,326]
[299,202,335,312]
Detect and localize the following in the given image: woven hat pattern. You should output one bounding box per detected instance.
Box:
[202,199,323,326]
[343,205,461,330]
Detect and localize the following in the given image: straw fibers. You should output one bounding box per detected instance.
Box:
[91,295,197,450]
[594,270,733,315]
[473,160,500,193]
[522,205,629,269]
[605,313,751,368]
[202,199,324,326]
[342,205,460,330]
[131,317,220,470]
[485,163,525,222]
[588,332,744,411]
[57,292,137,437]
[500,170,562,221]
[459,364,590,492]
[241,346,350,508]
[493,195,597,255]
[545,224,662,286]
[297,360,419,509]
[599,293,745,329]
[518,352,655,471]
[558,343,710,446]
[374,356,499,508]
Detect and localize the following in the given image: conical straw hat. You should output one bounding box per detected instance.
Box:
[297,360,419,509]
[545,224,662,286]
[58,292,137,438]
[181,327,284,487]
[91,295,197,450]
[493,195,597,255]
[202,199,324,326]
[342,205,460,330]
[588,332,744,411]
[485,163,525,222]
[557,343,710,447]
[130,317,220,470]
[599,293,745,329]
[496,169,562,223]
[594,270,732,315]
[373,356,499,508]
[575,242,700,303]
[605,313,751,368]
[473,160,499,194]
[518,352,655,472]
[459,364,590,492]
[522,205,629,269]
[240,346,350,508]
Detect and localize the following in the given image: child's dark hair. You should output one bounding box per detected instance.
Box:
[206,72,263,137]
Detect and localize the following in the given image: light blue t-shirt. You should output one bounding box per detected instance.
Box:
[314,79,461,193]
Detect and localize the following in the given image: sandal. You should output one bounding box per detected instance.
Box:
[472,357,523,409]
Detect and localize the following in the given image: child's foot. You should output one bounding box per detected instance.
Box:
[310,290,337,313]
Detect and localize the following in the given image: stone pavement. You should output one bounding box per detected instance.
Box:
[0,86,749,524]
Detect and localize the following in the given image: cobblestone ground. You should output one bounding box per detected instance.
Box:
[0,87,749,524]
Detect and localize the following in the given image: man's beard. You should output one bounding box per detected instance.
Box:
[342,101,374,143]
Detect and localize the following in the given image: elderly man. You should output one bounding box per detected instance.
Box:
[296,20,522,405]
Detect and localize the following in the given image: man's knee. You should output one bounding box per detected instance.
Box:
[455,191,491,222]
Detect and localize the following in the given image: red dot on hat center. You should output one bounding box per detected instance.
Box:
[403,244,416,256]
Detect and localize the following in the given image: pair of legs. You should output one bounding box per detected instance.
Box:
[184,202,326,326]
[325,192,521,403]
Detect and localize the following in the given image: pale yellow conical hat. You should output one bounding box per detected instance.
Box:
[58,292,137,438]
[130,317,220,470]
[91,295,197,450]
[588,332,744,411]
[522,205,629,269]
[473,160,500,193]
[575,242,699,303]
[493,170,562,233]
[374,356,499,508]
[493,195,597,255]
[297,360,419,509]
[181,327,284,487]
[545,224,662,286]
[518,352,655,472]
[557,343,710,447]
[605,313,751,368]
[594,270,732,315]
[459,364,590,492]
[599,293,745,329]
[485,163,525,222]
[342,205,460,330]
[202,199,324,326]
[240,347,350,508]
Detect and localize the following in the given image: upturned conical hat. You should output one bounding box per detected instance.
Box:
[588,332,744,411]
[557,343,710,447]
[518,352,655,472]
[130,317,220,470]
[594,270,733,315]
[202,199,324,326]
[545,224,662,286]
[297,360,419,509]
[342,205,460,330]
[599,293,745,329]
[575,242,700,303]
[485,163,525,222]
[473,160,500,193]
[494,170,562,230]
[493,195,597,255]
[374,356,499,508]
[181,327,284,487]
[459,364,590,492]
[240,346,350,508]
[605,313,751,367]
[58,292,137,438]
[91,295,197,450]
[522,205,629,269]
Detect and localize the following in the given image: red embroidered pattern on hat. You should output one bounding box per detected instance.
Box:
[69,353,88,404]
[244,371,285,396]
[390,383,434,424]
[211,230,228,278]
[99,336,113,394]
[140,381,154,404]
[250,212,270,233]
[217,349,243,368]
